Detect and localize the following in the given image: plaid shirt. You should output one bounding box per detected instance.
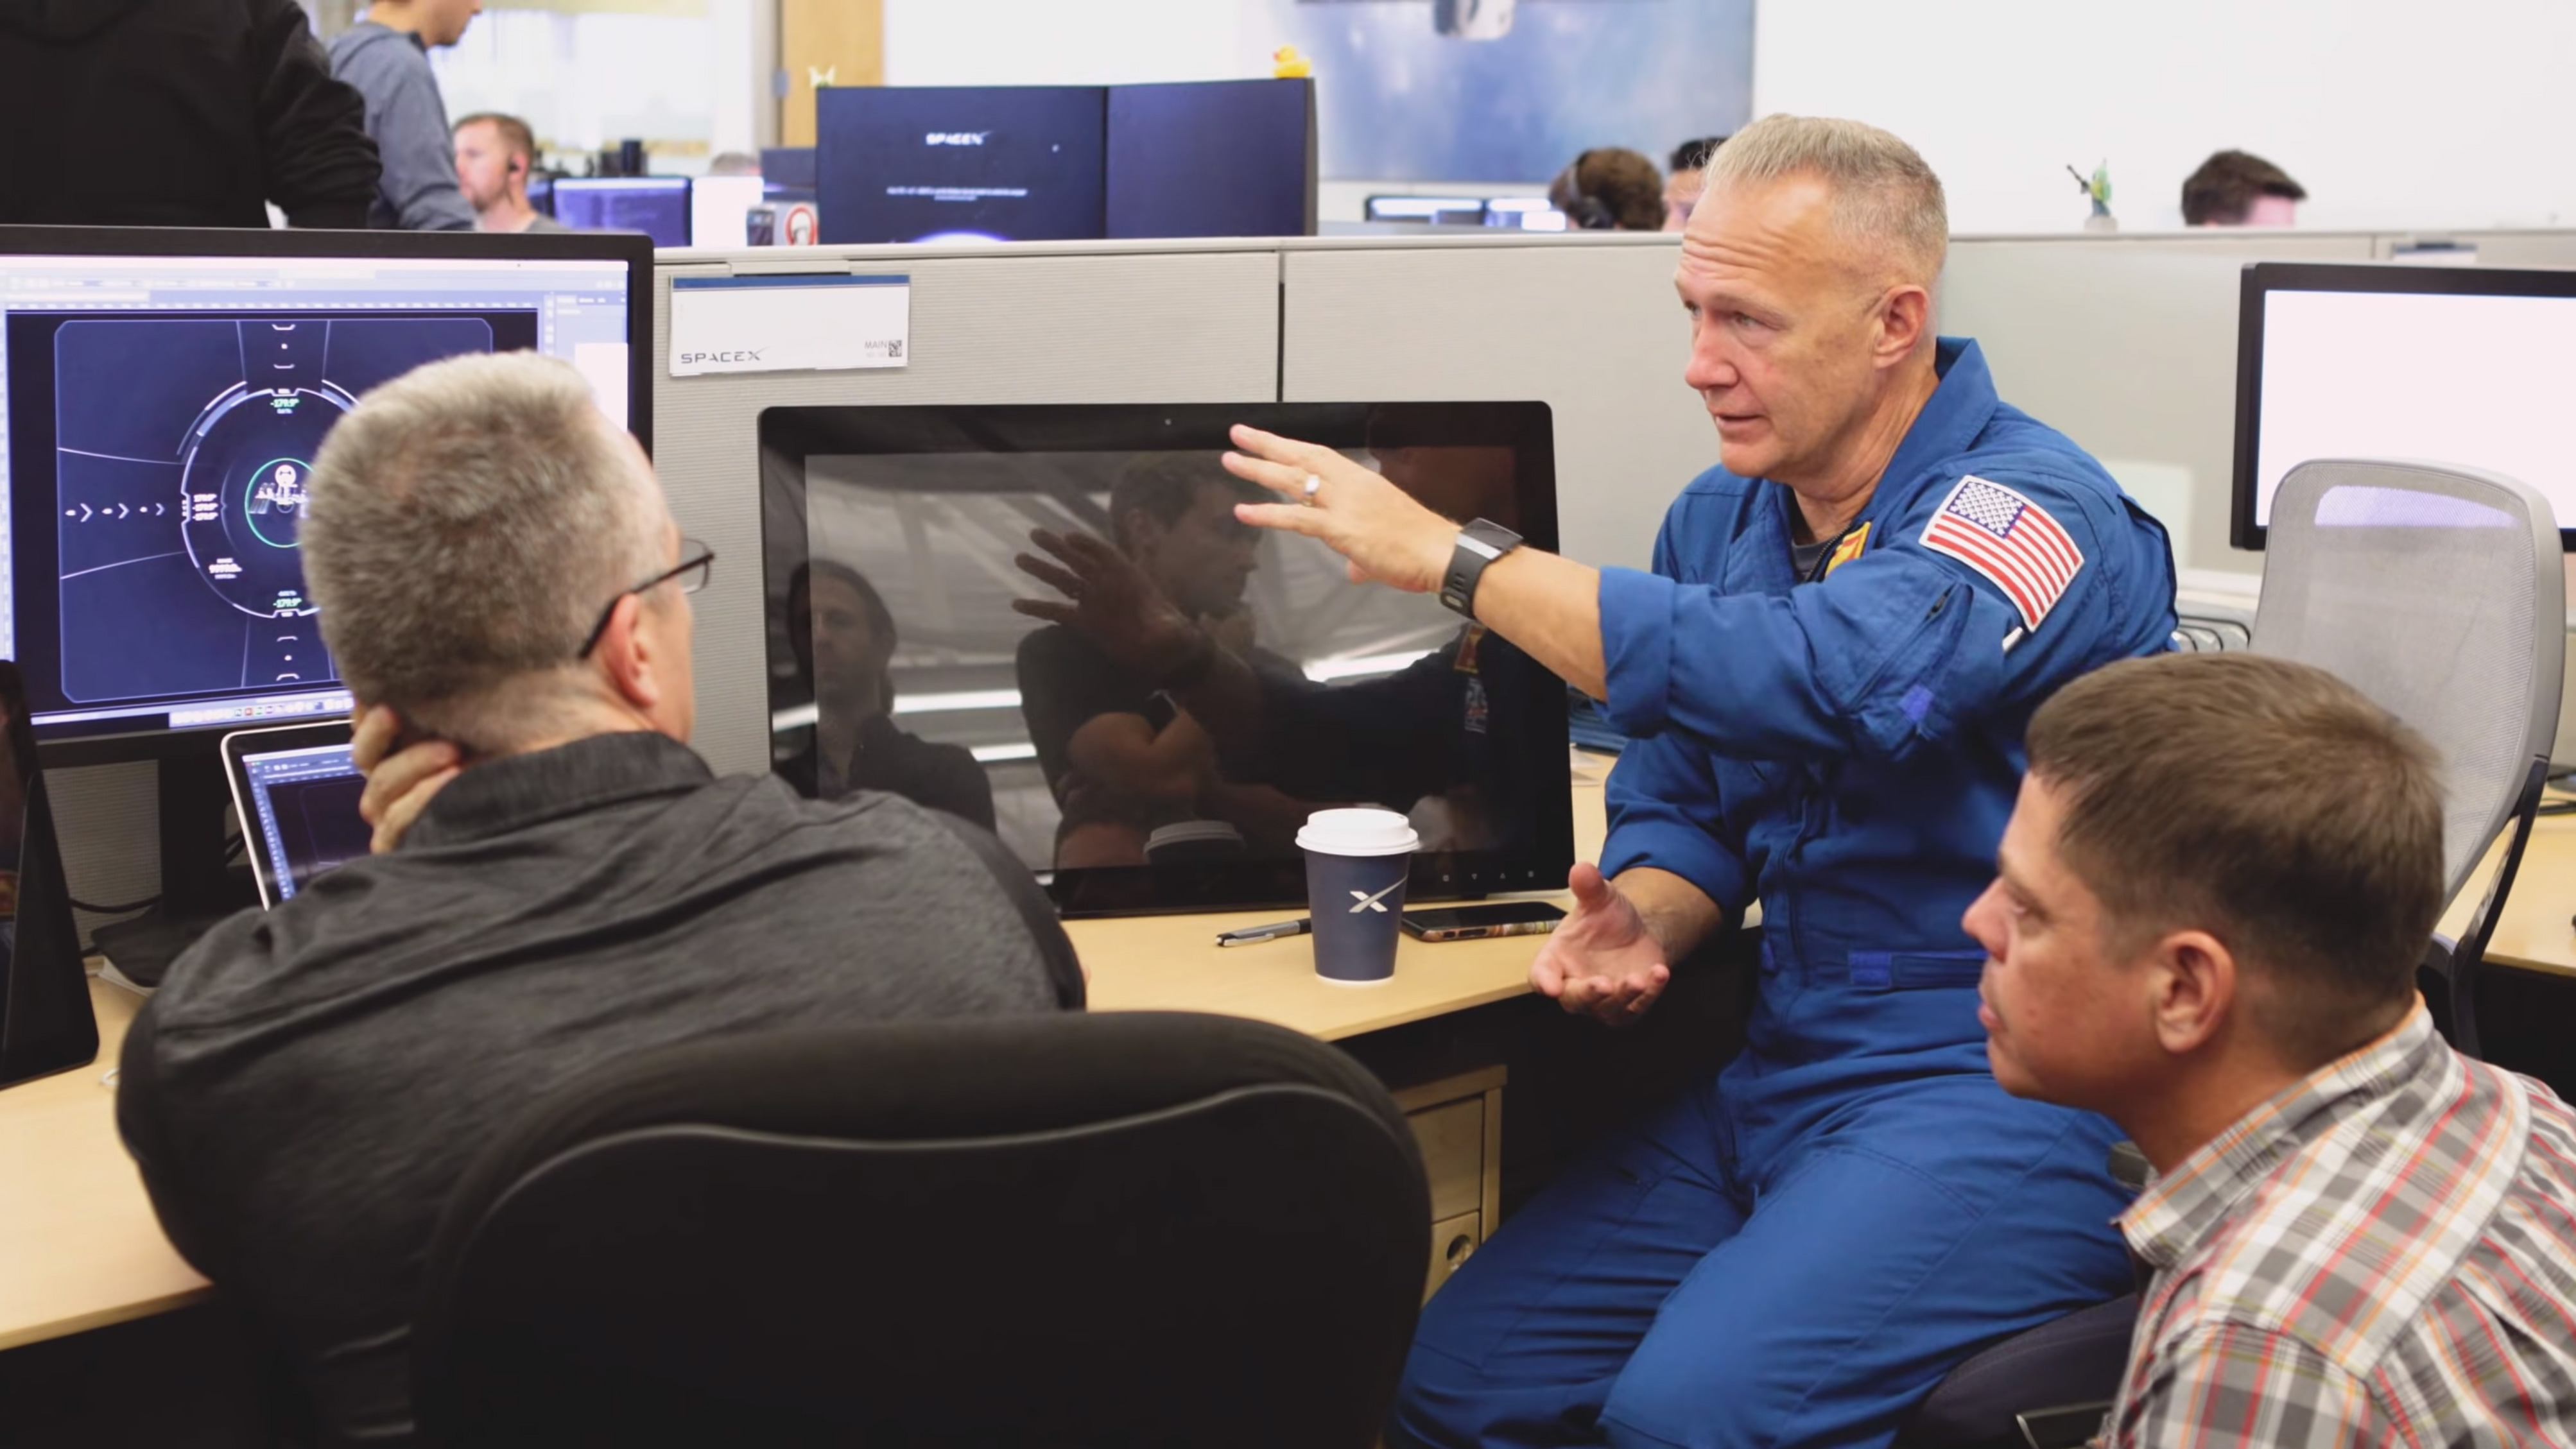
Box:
[2102,1006,2576,1447]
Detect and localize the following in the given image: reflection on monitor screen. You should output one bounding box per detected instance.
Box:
[1,247,641,748]
[761,404,1569,916]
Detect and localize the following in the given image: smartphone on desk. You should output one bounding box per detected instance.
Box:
[1401,901,1566,943]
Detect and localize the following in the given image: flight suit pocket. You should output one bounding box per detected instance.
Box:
[1846,949,1987,991]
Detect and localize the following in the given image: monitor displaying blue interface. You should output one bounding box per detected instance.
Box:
[550,177,693,246]
[237,739,363,902]
[0,232,648,755]
[1105,80,1314,239]
[817,86,1108,244]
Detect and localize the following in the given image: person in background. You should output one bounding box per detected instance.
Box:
[1550,148,1666,232]
[453,112,564,234]
[1663,135,1727,232]
[1971,651,2576,1446]
[2181,149,2305,226]
[0,0,379,227]
[116,352,1081,1446]
[783,559,996,831]
[329,0,480,230]
[707,151,761,176]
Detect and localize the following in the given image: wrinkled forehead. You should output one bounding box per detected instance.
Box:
[1688,171,1921,295]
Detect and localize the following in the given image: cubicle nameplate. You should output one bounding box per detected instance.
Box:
[668,273,910,377]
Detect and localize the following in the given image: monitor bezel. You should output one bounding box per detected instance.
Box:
[0,225,656,766]
[758,400,1574,918]
[2231,259,2576,552]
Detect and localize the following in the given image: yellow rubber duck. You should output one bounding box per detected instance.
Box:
[1272,45,1313,80]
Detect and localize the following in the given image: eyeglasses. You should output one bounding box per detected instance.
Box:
[578,539,714,658]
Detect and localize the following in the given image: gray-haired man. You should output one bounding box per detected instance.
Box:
[115,352,1083,1446]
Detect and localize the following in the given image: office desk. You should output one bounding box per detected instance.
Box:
[0,978,211,1350]
[2439,807,2576,979]
[0,757,1614,1353]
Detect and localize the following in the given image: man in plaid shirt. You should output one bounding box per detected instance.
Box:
[1965,651,2576,1447]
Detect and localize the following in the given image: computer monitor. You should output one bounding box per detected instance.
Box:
[2235,261,2576,549]
[222,721,363,906]
[549,177,693,246]
[0,226,653,768]
[760,146,817,192]
[1105,79,1315,239]
[816,86,1108,244]
[759,401,1571,916]
[1364,196,1489,226]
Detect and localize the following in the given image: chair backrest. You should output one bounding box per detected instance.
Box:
[411,1011,1430,1449]
[2254,459,2563,904]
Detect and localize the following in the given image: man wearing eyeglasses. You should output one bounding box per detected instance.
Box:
[113,352,1085,1449]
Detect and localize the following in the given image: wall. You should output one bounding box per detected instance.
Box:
[881,0,1265,87]
[428,0,766,165]
[1755,0,2576,235]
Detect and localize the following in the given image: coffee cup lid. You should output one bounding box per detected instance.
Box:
[1296,807,1421,857]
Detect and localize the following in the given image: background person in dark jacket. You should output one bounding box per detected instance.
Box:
[0,0,379,227]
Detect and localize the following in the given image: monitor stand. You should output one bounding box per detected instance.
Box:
[91,757,259,991]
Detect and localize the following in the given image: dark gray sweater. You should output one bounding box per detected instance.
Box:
[118,732,1082,1446]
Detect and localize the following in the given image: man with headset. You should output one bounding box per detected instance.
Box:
[453,112,566,234]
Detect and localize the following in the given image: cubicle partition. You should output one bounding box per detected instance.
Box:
[47,226,2576,923]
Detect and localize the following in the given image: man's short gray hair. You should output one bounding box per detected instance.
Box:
[1703,114,1948,285]
[302,352,664,748]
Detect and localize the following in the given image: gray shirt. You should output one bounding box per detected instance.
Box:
[118,732,1082,1446]
[326,19,475,231]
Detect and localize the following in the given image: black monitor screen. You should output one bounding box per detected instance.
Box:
[0,228,649,757]
[551,178,692,246]
[759,402,1569,916]
[816,86,1107,244]
[1107,79,1315,239]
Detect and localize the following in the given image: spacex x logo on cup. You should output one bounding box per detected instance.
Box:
[924,132,989,146]
[677,350,764,366]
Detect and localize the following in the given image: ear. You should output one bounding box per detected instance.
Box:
[2147,929,2237,1057]
[588,592,666,717]
[1874,282,1933,368]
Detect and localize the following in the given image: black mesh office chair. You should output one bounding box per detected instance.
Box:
[411,1012,1430,1449]
[1906,459,2566,1448]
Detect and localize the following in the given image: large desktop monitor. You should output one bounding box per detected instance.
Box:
[2235,261,2576,549]
[0,227,653,762]
[1105,79,1315,239]
[817,86,1108,245]
[759,402,1570,916]
[549,177,693,246]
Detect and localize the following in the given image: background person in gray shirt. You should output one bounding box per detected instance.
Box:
[328,0,480,230]
[117,352,1083,1447]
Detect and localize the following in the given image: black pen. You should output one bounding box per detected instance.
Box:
[1216,918,1311,947]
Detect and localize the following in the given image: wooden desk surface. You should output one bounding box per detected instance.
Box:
[1074,753,1612,1039]
[2439,805,2576,980]
[0,976,212,1350]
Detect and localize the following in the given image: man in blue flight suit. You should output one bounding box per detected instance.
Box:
[1220,115,2179,1448]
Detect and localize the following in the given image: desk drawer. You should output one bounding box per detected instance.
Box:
[1408,1098,1485,1222]
[1427,1210,1483,1301]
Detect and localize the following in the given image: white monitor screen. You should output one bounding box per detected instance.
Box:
[2252,286,2576,529]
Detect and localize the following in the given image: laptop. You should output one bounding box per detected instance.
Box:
[221,722,367,907]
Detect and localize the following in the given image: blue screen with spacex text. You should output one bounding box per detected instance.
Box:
[0,251,634,747]
[817,85,1108,244]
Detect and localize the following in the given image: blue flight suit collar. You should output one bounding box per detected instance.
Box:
[1758,337,1998,583]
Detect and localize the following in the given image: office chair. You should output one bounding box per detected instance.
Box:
[2251,458,2564,1059]
[1906,459,2564,1449]
[411,1012,1431,1449]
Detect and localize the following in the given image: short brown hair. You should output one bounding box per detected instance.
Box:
[2026,652,2442,1065]
[454,112,539,169]
[1106,453,1261,555]
[2181,150,2306,225]
[1549,148,1666,232]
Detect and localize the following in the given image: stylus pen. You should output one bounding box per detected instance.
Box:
[1216,918,1310,947]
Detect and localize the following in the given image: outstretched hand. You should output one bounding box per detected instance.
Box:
[1529,862,1672,1027]
[1222,424,1458,593]
[351,705,460,856]
[1010,527,1204,678]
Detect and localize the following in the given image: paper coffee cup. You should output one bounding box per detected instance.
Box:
[1298,808,1421,984]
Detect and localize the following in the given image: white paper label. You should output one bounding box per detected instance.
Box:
[668,273,910,377]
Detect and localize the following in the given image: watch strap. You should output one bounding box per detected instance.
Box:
[1440,518,1523,617]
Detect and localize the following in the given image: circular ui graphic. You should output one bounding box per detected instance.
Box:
[179,384,352,617]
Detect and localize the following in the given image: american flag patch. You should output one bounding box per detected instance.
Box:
[1920,476,2085,631]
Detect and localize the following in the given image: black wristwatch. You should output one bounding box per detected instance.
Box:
[1440,518,1524,618]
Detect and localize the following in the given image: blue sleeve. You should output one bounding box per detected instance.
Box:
[1596,516,1752,912]
[371,59,476,232]
[1598,468,2171,765]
